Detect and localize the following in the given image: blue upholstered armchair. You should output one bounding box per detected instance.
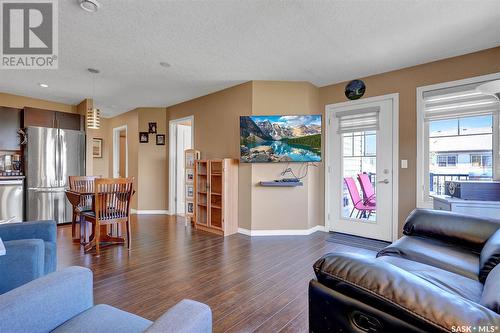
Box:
[0,220,57,294]
[0,266,212,333]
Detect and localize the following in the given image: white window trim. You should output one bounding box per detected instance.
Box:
[416,72,500,208]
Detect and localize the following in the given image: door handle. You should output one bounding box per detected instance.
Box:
[378,179,389,184]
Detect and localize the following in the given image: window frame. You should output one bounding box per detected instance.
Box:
[470,154,492,167]
[434,154,459,167]
[416,72,500,208]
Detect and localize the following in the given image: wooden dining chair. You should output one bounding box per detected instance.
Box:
[81,178,135,256]
[68,176,101,242]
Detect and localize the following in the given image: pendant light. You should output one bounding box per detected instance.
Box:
[87,68,101,129]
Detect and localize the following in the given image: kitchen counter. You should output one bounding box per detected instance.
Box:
[0,176,25,180]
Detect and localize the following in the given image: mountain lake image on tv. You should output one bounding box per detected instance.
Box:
[240,115,322,163]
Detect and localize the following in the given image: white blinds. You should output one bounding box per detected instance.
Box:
[423,81,500,122]
[336,106,379,134]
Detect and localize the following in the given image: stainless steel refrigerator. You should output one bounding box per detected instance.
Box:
[25,126,85,224]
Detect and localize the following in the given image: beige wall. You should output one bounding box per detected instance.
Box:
[166,82,253,227]
[0,92,77,113]
[166,81,322,230]
[105,109,139,209]
[91,118,110,178]
[167,82,253,159]
[137,108,168,210]
[4,46,500,232]
[165,47,500,233]
[319,46,500,234]
[96,107,167,211]
[250,81,321,230]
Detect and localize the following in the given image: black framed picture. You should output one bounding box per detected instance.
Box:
[139,132,149,143]
[187,202,194,214]
[156,134,165,145]
[148,122,157,134]
[92,138,103,158]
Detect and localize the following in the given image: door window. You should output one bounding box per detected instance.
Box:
[342,131,377,221]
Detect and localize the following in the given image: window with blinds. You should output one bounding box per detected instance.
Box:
[423,81,500,121]
[421,79,500,200]
[336,106,380,134]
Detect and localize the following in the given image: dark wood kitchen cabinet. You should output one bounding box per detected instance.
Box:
[23,107,83,131]
[55,111,83,131]
[0,107,22,150]
[23,107,55,128]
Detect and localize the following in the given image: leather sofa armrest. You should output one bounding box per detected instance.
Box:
[480,229,500,283]
[403,209,500,251]
[0,220,57,243]
[144,299,212,333]
[0,266,93,333]
[313,253,500,331]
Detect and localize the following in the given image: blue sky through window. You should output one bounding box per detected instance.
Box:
[429,115,492,137]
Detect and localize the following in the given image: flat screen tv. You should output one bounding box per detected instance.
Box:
[240,115,322,163]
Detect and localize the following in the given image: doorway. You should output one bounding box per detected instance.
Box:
[169,116,194,215]
[325,94,399,242]
[113,125,128,178]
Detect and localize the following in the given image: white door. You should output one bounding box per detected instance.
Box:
[327,96,397,242]
[175,124,192,214]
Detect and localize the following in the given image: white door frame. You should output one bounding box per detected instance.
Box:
[168,115,195,215]
[325,93,399,242]
[112,125,128,178]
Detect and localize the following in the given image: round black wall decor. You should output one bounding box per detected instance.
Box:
[345,79,366,100]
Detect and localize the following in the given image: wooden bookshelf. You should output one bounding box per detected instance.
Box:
[194,159,238,236]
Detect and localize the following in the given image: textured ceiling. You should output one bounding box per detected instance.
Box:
[1,0,499,117]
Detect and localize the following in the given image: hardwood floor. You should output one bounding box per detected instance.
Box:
[58,215,376,333]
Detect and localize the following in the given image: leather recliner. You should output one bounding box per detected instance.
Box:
[309,209,500,332]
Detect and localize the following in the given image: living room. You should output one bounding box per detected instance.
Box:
[0,1,499,332]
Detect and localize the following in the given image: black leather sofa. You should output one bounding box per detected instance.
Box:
[309,209,500,332]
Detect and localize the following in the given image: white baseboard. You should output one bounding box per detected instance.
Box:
[237,225,327,236]
[131,209,170,215]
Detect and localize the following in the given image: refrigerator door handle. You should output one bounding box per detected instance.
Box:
[58,130,63,187]
[54,130,59,188]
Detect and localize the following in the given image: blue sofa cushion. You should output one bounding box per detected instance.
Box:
[0,220,56,243]
[0,267,93,333]
[52,304,153,333]
[0,239,45,294]
[44,241,57,274]
[0,220,57,285]
[144,299,212,333]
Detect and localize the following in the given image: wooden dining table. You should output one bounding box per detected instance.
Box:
[65,189,130,248]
